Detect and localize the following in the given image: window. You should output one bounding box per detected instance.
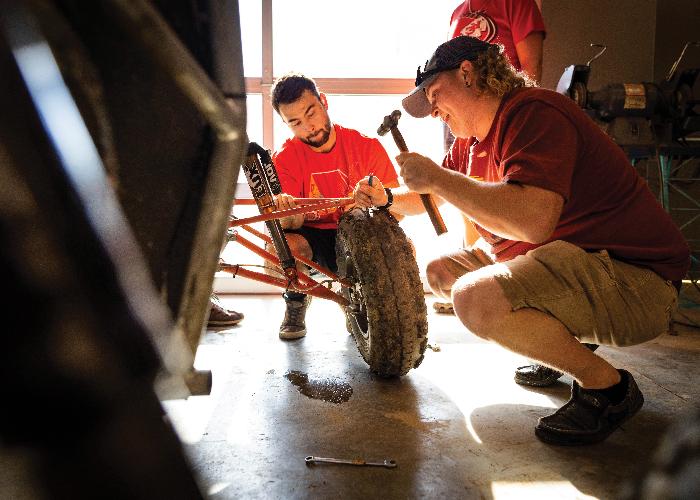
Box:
[221,0,464,293]
[242,0,457,153]
[271,1,452,79]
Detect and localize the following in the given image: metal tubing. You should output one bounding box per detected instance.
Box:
[233,231,350,289]
[230,233,318,289]
[233,196,353,206]
[229,199,354,226]
[238,225,351,286]
[104,0,242,141]
[220,265,349,306]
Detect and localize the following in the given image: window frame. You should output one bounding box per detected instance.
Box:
[245,0,414,151]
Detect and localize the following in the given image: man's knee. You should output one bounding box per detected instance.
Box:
[451,276,508,340]
[264,233,312,275]
[426,257,457,299]
[267,234,311,257]
[452,285,489,339]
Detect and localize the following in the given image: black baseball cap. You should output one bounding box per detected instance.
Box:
[402,36,492,118]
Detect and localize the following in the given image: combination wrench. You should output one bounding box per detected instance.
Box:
[305,456,397,468]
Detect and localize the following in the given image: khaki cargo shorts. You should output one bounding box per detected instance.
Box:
[449,240,679,346]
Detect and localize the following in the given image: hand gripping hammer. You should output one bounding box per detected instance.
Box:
[377,110,447,235]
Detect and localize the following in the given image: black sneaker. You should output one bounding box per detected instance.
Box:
[279,294,311,340]
[535,369,644,445]
[515,343,599,387]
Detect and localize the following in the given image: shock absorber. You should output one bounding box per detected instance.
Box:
[241,142,298,280]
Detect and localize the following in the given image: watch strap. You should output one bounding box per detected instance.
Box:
[379,188,393,209]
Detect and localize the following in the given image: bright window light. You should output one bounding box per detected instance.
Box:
[271,0,456,78]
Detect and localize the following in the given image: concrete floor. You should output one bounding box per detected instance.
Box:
[162,291,700,500]
[1,291,698,499]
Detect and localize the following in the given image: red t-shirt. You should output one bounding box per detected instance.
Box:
[273,124,399,229]
[448,0,546,70]
[443,87,690,281]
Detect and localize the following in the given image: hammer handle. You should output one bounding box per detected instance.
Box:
[390,128,447,236]
[390,128,408,153]
[420,193,447,235]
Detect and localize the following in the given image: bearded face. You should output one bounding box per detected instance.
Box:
[279,89,335,150]
[300,118,332,148]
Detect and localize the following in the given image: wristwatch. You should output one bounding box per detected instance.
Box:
[379,188,393,209]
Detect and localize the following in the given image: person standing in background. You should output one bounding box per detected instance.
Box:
[448,0,545,83]
[442,0,545,154]
[206,95,247,329]
[207,292,244,328]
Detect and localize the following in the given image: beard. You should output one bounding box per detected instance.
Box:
[300,119,332,148]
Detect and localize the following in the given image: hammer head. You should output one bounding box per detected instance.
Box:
[377,109,402,136]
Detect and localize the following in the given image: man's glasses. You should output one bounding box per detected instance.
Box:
[415,60,461,86]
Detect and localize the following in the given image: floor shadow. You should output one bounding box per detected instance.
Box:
[468,401,674,499]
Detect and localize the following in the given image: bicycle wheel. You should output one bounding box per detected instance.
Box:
[336,208,428,377]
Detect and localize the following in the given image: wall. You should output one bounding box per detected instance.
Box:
[540,0,657,91]
[541,0,700,90]
[654,0,700,81]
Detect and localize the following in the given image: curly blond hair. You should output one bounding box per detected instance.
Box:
[472,45,536,96]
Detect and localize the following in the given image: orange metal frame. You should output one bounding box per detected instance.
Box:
[222,197,355,306]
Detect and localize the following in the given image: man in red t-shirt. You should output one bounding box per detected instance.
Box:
[269,73,399,340]
[354,36,690,446]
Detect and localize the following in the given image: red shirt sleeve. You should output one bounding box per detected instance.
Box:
[496,100,578,202]
[448,3,465,39]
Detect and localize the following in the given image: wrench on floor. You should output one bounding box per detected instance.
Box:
[305,456,397,468]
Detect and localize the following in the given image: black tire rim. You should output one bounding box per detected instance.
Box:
[344,255,369,339]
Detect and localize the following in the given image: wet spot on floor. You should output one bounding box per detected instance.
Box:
[285,370,353,404]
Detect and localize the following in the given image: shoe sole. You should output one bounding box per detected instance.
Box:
[534,393,644,446]
[514,372,563,387]
[279,330,307,340]
[208,319,243,327]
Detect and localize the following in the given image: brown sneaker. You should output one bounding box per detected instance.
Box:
[279,295,311,340]
[207,299,244,327]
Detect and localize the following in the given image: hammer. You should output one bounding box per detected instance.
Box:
[378,110,447,235]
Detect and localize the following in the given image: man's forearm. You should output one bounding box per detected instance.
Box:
[430,168,561,243]
[390,188,442,215]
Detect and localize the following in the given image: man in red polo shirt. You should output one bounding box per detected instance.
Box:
[354,36,689,445]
